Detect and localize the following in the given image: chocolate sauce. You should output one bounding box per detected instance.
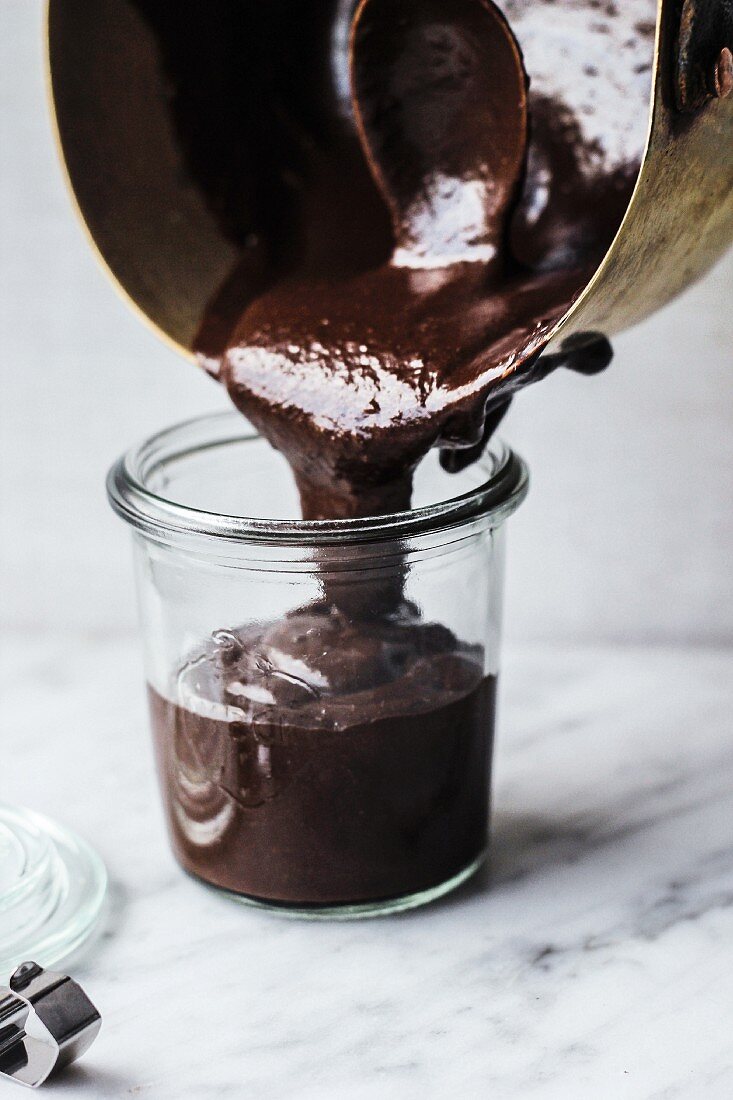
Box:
[132,0,655,904]
[128,0,655,520]
[221,259,588,519]
[209,0,648,520]
[149,610,495,904]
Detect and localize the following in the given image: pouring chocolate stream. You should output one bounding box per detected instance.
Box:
[211,0,612,520]
[149,0,608,901]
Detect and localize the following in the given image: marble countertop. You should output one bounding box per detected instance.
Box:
[3,633,732,1099]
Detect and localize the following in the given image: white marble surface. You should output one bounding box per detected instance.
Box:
[3,632,732,1098]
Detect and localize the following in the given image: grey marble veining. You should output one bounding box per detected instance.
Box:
[3,634,732,1098]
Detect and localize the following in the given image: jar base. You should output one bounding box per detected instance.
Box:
[189,853,485,920]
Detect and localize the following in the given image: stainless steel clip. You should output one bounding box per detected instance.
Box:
[0,962,101,1088]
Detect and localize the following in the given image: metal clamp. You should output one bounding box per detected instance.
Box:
[0,963,101,1089]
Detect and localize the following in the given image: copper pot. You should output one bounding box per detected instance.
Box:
[47,0,733,363]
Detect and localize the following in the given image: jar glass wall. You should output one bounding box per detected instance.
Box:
[108,412,528,917]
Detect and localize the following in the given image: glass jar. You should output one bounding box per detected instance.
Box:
[107,411,528,917]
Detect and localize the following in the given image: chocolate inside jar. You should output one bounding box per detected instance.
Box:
[149,609,496,905]
[134,0,655,905]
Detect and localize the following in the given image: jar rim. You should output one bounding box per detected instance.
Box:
[107,411,529,546]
